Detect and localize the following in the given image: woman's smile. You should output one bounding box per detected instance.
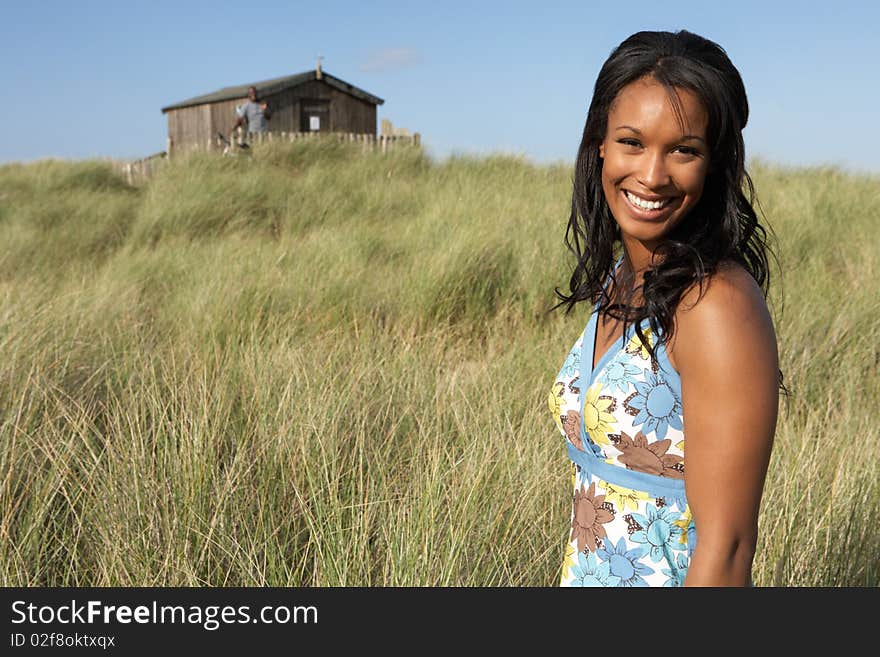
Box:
[621,189,683,220]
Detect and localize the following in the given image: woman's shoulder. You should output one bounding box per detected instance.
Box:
[678,260,765,317]
[667,260,776,373]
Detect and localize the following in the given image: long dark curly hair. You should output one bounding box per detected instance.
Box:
[556,30,783,389]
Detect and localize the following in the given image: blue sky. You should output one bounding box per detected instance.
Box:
[2,0,878,172]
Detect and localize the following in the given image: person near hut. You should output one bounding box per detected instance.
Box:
[232,86,272,135]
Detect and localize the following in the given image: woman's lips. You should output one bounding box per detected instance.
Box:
[621,189,681,220]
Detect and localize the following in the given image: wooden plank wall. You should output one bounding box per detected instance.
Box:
[293,80,332,103]
[167,104,212,151]
[329,88,376,134]
[263,88,300,133]
[210,97,247,137]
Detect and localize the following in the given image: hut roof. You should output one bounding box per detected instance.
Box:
[161,70,385,113]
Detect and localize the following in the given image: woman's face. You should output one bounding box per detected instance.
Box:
[599,76,710,253]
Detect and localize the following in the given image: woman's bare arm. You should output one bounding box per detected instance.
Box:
[668,265,779,586]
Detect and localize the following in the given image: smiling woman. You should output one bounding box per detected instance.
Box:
[549,30,781,587]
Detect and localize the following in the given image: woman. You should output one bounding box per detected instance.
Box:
[549,30,780,587]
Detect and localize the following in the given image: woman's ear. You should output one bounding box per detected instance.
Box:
[598,142,605,159]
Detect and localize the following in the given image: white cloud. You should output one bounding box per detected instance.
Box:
[359,48,421,72]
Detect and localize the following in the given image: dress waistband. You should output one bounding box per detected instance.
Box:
[566,442,687,503]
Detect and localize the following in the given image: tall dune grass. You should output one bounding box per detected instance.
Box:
[0,142,877,585]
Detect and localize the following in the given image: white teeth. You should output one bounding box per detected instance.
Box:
[625,190,671,210]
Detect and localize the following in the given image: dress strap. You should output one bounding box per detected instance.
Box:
[579,254,625,372]
[594,254,625,312]
[577,255,625,447]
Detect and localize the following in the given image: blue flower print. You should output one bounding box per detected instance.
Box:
[568,549,621,587]
[626,369,683,439]
[558,342,582,379]
[629,504,683,563]
[596,537,654,587]
[661,553,689,587]
[685,522,696,555]
[678,518,697,555]
[597,359,641,395]
[664,492,688,514]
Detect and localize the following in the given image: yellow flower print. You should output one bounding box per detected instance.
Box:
[625,327,654,362]
[675,439,685,452]
[599,480,650,512]
[583,383,616,446]
[673,505,694,548]
[560,541,577,585]
[548,382,565,432]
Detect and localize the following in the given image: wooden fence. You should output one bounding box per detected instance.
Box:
[119,151,167,186]
[119,130,421,185]
[173,129,420,156]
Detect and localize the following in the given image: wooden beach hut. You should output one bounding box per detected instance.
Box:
[160,62,384,153]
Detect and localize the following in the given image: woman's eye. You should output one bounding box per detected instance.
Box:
[675,146,701,156]
[617,138,641,148]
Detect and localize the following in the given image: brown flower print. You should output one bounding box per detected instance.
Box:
[616,431,684,479]
[571,481,615,553]
[562,411,583,451]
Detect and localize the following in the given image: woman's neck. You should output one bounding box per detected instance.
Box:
[610,238,664,310]
[620,237,662,285]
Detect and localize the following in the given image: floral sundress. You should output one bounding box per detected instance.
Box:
[549,259,696,587]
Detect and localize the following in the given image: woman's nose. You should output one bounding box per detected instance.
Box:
[638,152,671,189]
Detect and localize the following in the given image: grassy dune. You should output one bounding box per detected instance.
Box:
[0,142,877,586]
